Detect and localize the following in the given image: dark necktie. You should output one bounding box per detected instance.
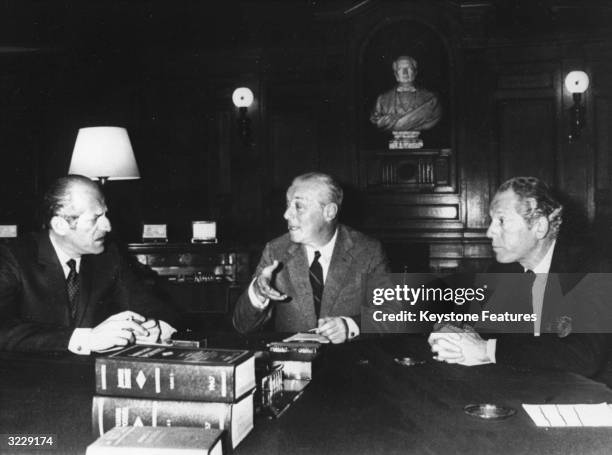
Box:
[66,259,80,320]
[309,251,324,319]
[525,269,541,334]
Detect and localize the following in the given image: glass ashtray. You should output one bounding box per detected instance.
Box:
[393,356,426,367]
[463,403,516,420]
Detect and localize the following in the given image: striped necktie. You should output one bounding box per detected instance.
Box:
[309,251,324,319]
[66,259,80,320]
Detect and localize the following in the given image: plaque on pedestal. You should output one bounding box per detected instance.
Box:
[389,131,423,150]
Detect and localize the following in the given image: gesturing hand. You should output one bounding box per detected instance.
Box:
[89,310,149,353]
[253,260,287,302]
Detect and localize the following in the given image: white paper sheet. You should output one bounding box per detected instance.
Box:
[522,403,612,427]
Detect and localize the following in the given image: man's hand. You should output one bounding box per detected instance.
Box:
[428,327,464,362]
[428,324,491,366]
[253,260,287,302]
[135,318,161,344]
[317,317,348,344]
[89,310,149,353]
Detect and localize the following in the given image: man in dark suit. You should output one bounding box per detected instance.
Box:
[428,176,611,377]
[0,175,178,354]
[233,172,389,343]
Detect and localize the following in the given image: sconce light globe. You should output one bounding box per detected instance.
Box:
[232,87,254,108]
[565,71,590,94]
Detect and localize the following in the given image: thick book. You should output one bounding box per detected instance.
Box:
[86,426,223,455]
[91,392,254,449]
[267,341,320,362]
[95,345,255,402]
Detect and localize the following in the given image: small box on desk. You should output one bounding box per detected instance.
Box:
[192,221,217,244]
[142,224,168,243]
[0,225,17,238]
[86,426,224,455]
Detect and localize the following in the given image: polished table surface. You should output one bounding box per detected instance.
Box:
[1,334,612,455]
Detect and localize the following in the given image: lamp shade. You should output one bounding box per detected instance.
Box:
[564,71,590,94]
[232,87,254,108]
[69,127,140,181]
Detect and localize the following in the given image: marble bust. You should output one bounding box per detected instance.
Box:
[370,56,442,148]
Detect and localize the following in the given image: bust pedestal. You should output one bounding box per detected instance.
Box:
[389,131,423,149]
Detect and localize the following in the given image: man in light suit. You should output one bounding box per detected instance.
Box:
[233,172,389,343]
[0,175,178,354]
[428,177,611,378]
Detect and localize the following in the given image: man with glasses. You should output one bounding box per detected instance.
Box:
[0,175,178,354]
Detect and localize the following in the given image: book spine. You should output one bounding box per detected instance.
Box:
[91,396,234,443]
[95,358,236,402]
[268,352,317,362]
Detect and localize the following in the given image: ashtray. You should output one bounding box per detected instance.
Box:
[463,403,516,420]
[393,357,426,367]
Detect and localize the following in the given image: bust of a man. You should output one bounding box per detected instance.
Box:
[370,56,442,133]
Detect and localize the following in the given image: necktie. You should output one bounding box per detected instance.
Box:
[66,259,80,320]
[525,269,544,336]
[309,251,324,319]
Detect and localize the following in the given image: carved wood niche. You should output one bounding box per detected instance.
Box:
[356,17,464,270]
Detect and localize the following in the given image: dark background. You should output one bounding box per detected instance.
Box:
[1,0,612,272]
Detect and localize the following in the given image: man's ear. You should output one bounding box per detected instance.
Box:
[323,203,338,222]
[50,216,70,236]
[533,216,550,240]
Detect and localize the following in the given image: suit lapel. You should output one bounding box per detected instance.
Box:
[284,242,312,306]
[36,233,72,322]
[74,254,94,325]
[322,226,354,315]
[548,241,586,296]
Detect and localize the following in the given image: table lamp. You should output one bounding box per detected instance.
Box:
[68,127,141,185]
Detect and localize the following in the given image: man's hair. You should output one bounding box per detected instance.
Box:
[497,176,563,237]
[392,55,417,73]
[292,172,344,207]
[42,174,100,228]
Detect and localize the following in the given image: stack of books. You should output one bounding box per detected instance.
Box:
[92,345,256,450]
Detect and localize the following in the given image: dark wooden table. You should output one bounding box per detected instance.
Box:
[1,335,612,455]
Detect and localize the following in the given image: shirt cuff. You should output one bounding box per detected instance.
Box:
[159,320,177,342]
[248,279,270,310]
[486,338,497,363]
[341,317,359,340]
[68,328,92,355]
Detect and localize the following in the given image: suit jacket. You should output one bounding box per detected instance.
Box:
[0,232,179,352]
[485,239,611,378]
[233,224,390,333]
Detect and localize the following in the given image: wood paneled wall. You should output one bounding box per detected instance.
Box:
[1,1,611,271]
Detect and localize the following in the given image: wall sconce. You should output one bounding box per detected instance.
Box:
[232,87,254,146]
[565,70,590,142]
[69,127,141,185]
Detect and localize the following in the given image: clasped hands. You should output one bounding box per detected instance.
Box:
[252,260,349,344]
[427,324,492,366]
[89,311,162,353]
